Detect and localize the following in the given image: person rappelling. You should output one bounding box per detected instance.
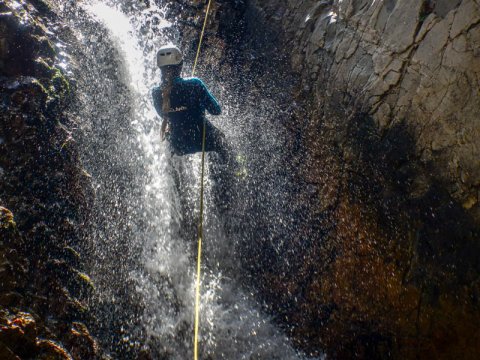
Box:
[152,45,230,163]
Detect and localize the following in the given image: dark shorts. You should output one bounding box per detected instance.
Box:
[168,121,227,157]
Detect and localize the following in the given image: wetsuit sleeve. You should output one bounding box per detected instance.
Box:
[152,87,163,116]
[196,79,221,115]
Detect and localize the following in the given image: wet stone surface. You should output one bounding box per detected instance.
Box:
[2,0,480,359]
[0,1,101,359]
[168,0,480,358]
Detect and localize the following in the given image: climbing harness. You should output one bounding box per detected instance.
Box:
[192,1,213,359]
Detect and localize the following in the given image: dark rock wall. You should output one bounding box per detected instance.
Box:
[2,0,479,359]
[251,0,480,219]
[243,0,480,358]
[169,0,480,359]
[0,0,100,358]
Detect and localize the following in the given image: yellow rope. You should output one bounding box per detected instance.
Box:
[192,1,213,359]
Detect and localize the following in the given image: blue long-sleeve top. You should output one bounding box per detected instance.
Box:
[152,77,221,155]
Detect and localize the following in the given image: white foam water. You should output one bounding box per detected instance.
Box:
[80,1,320,358]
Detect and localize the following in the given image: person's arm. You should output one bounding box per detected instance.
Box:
[196,79,221,115]
[160,118,168,141]
[152,87,169,141]
[152,87,164,117]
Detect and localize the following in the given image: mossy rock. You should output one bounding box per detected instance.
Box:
[34,58,71,99]
[61,246,81,267]
[0,206,23,247]
[36,340,72,360]
[32,35,56,60]
[50,67,70,97]
[0,207,16,230]
[9,78,50,114]
[0,312,38,356]
[45,259,95,299]
[74,271,95,294]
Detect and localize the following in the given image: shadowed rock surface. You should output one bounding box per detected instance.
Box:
[169,0,480,358]
[246,0,480,358]
[0,0,100,358]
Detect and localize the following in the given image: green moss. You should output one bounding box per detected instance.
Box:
[63,246,80,260]
[51,66,69,91]
[0,207,16,230]
[47,67,70,99]
[34,58,71,100]
[32,78,49,95]
[61,246,81,268]
[76,272,95,291]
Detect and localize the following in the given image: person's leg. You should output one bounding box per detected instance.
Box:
[203,124,235,214]
[205,124,234,167]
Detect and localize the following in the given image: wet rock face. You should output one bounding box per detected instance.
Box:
[256,0,480,218]
[241,0,480,358]
[173,0,480,358]
[0,0,100,358]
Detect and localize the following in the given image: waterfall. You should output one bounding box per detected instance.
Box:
[65,0,321,358]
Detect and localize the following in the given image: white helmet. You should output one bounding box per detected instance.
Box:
[157,45,183,68]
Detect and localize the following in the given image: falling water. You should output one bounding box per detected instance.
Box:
[65,0,321,358]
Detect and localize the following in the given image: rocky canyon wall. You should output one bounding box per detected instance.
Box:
[1,0,479,359]
[245,0,480,358]
[175,0,480,358]
[256,0,480,217]
[0,1,101,358]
